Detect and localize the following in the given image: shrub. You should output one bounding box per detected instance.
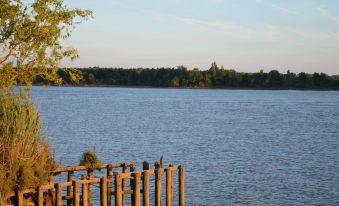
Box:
[79,150,102,170]
[0,90,57,196]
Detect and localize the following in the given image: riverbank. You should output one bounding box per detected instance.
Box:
[38,66,339,91]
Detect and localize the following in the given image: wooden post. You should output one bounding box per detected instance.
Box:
[100,177,108,206]
[107,169,113,206]
[16,190,23,206]
[179,166,185,206]
[73,181,80,206]
[154,163,163,206]
[121,164,128,206]
[159,156,164,168]
[115,174,123,206]
[49,175,56,205]
[142,170,150,206]
[133,173,141,206]
[82,180,88,206]
[38,186,44,206]
[130,165,136,206]
[55,183,63,206]
[142,161,150,170]
[166,167,173,206]
[67,171,74,206]
[170,166,175,200]
[87,170,94,206]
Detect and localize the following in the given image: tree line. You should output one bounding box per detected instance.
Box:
[43,62,339,89]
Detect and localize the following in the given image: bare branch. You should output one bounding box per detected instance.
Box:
[0,49,14,65]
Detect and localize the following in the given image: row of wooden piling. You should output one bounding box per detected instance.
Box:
[5,161,185,206]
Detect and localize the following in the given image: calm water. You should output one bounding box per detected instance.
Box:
[31,86,339,206]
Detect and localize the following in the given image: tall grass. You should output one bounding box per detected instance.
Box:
[0,89,57,197]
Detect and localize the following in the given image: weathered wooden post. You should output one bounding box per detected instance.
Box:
[67,171,74,206]
[107,167,113,206]
[115,174,123,206]
[121,163,128,206]
[49,174,56,205]
[166,166,173,206]
[142,161,150,206]
[56,183,63,206]
[154,162,163,206]
[130,164,136,206]
[170,165,175,201]
[38,186,44,206]
[15,190,23,206]
[73,181,80,206]
[179,166,185,206]
[100,177,108,206]
[82,176,88,206]
[87,170,94,206]
[133,173,141,206]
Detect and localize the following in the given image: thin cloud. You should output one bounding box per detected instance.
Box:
[174,16,282,40]
[175,17,237,32]
[271,4,299,15]
[318,6,339,23]
[174,15,339,43]
[255,0,300,15]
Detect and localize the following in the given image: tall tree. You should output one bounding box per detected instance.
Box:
[0,0,92,88]
[0,0,91,198]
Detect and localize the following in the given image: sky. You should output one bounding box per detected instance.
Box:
[62,0,339,74]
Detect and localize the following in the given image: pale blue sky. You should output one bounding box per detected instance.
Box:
[63,0,339,74]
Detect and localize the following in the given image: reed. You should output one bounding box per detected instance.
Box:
[0,89,57,197]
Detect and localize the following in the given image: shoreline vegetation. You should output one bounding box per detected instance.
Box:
[38,63,339,90]
[0,0,92,202]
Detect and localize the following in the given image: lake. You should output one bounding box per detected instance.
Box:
[31,86,339,206]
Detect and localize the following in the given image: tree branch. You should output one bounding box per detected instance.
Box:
[0,49,13,65]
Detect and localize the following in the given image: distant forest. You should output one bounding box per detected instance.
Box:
[42,62,339,89]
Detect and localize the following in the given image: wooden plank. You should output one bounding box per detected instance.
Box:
[60,182,72,187]
[119,172,133,179]
[155,168,164,206]
[142,171,150,206]
[75,178,101,185]
[52,162,135,173]
[179,166,185,206]
[115,174,123,206]
[166,167,173,206]
[100,177,108,206]
[14,188,37,194]
[113,170,156,176]
[67,171,74,206]
[73,181,80,206]
[39,184,54,190]
[133,173,141,206]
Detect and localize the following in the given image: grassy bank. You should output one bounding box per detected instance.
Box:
[0,90,56,196]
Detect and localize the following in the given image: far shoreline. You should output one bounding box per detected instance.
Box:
[32,84,339,91]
